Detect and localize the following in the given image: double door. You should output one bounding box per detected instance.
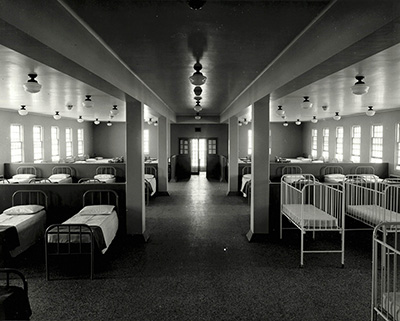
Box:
[179,138,217,174]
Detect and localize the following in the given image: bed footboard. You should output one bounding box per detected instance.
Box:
[45,224,94,280]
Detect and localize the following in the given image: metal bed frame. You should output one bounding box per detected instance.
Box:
[45,190,118,280]
[15,166,37,176]
[280,173,345,267]
[372,222,400,320]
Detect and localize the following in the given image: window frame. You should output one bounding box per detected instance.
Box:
[33,125,44,163]
[370,124,383,163]
[335,126,344,162]
[77,128,84,157]
[65,127,73,158]
[322,128,329,160]
[51,126,60,162]
[311,128,318,158]
[248,129,252,155]
[351,125,361,163]
[10,124,24,163]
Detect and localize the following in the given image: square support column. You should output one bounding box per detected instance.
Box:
[227,116,239,195]
[247,96,270,241]
[157,116,169,195]
[126,99,148,241]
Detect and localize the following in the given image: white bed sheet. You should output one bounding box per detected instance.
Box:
[51,211,118,254]
[94,174,116,183]
[0,210,46,257]
[346,205,400,225]
[145,175,157,196]
[47,176,72,184]
[282,204,338,229]
[7,178,32,184]
[240,174,251,197]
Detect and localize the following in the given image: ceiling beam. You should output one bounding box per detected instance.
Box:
[0,0,176,122]
[220,0,400,122]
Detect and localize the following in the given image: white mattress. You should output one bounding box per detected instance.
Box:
[0,210,46,257]
[346,205,400,225]
[7,178,31,184]
[145,174,157,196]
[282,204,338,229]
[94,174,116,184]
[49,211,118,254]
[45,177,72,184]
[382,292,400,320]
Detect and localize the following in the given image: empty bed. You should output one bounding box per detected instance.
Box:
[372,222,400,320]
[0,190,47,260]
[94,166,116,183]
[45,190,119,280]
[345,175,400,228]
[280,174,345,267]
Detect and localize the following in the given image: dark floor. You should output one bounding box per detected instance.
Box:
[9,173,372,320]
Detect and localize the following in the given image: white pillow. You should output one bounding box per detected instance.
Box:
[78,205,115,215]
[49,173,70,179]
[145,174,154,179]
[13,174,35,179]
[94,174,114,179]
[325,174,345,179]
[361,174,379,182]
[283,174,305,184]
[3,204,44,215]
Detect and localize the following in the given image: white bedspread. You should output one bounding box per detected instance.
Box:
[0,210,46,257]
[282,204,338,229]
[346,205,400,225]
[55,211,118,254]
[240,174,252,197]
[145,174,157,196]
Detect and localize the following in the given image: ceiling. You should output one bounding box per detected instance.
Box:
[0,0,399,124]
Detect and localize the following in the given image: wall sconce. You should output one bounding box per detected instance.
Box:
[18,105,28,116]
[23,73,42,93]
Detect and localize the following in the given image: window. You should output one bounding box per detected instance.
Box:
[66,128,73,158]
[371,124,383,163]
[322,128,329,160]
[10,124,23,163]
[77,129,84,156]
[208,139,217,154]
[143,129,149,155]
[351,125,361,163]
[33,125,44,163]
[248,129,252,155]
[51,126,60,162]
[311,129,318,158]
[179,138,189,154]
[335,126,344,162]
[397,123,400,170]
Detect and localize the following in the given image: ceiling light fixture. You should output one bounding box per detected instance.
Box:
[110,105,119,116]
[82,95,94,108]
[154,121,158,126]
[53,111,61,120]
[23,73,42,93]
[187,0,206,10]
[18,105,28,116]
[321,105,328,111]
[295,119,301,125]
[243,118,249,125]
[301,96,312,109]
[77,116,84,123]
[366,106,375,116]
[351,75,369,95]
[195,112,201,120]
[276,105,285,116]
[107,121,112,127]
[66,104,74,111]
[147,118,153,125]
[189,62,207,86]
[311,116,318,123]
[194,101,203,112]
[194,96,202,102]
[333,112,341,121]
[238,120,243,126]
[193,86,202,96]
[283,121,289,127]
[94,118,100,125]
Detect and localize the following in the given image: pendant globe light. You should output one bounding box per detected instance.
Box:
[194,112,201,120]
[194,101,202,112]
[283,121,289,127]
[23,73,42,93]
[193,86,202,96]
[301,96,312,109]
[311,116,318,123]
[276,105,285,116]
[107,121,112,127]
[154,121,158,126]
[110,105,119,116]
[77,116,84,123]
[189,62,207,86]
[351,75,369,95]
[53,111,61,120]
[333,112,341,121]
[94,118,100,125]
[295,119,301,125]
[82,95,94,108]
[18,105,28,116]
[366,106,375,116]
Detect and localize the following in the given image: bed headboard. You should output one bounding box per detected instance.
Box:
[12,190,48,208]
[145,166,157,177]
[322,166,344,175]
[52,166,74,176]
[354,166,375,175]
[242,166,251,176]
[95,166,116,176]
[16,166,37,176]
[83,190,119,213]
[282,165,302,175]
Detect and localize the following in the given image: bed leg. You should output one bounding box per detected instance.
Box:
[300,230,304,268]
[280,212,283,239]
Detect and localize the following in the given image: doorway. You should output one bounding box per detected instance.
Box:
[190,138,207,174]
